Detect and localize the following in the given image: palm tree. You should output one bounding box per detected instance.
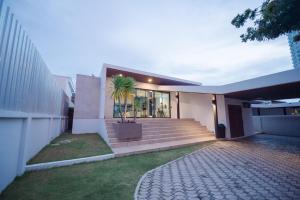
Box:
[111,76,125,122]
[122,77,135,121]
[111,76,136,122]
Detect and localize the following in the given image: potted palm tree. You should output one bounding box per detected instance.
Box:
[111,75,142,140]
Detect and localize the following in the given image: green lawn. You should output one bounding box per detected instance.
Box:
[28,133,112,164]
[1,141,215,200]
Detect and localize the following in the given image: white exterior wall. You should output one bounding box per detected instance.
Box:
[179,93,215,132]
[53,76,72,99]
[105,77,114,118]
[216,95,228,131]
[72,75,101,133]
[72,74,110,142]
[99,68,107,119]
[0,111,66,192]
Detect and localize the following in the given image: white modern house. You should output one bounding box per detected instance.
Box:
[72,63,300,154]
[1,0,300,194]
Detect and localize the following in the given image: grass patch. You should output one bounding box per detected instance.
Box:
[1,141,215,200]
[28,133,112,164]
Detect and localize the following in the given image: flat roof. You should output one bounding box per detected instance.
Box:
[101,64,300,100]
[103,63,202,86]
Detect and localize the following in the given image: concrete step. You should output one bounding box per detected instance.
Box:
[109,131,212,143]
[105,122,202,127]
[106,126,207,133]
[113,136,216,157]
[105,118,214,149]
[107,129,210,138]
[110,133,214,148]
[104,118,195,122]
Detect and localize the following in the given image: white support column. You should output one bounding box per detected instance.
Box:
[17,116,31,176]
[216,95,230,138]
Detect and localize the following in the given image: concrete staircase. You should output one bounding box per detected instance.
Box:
[105,118,215,155]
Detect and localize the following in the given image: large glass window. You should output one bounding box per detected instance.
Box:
[113,89,170,118]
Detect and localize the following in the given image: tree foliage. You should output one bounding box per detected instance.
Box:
[231,0,300,42]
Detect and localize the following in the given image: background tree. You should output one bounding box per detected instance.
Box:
[231,0,300,42]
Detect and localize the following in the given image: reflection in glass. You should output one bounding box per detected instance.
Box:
[113,89,170,118]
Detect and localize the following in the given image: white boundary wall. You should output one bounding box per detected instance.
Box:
[0,1,68,192]
[0,110,66,192]
[253,115,300,137]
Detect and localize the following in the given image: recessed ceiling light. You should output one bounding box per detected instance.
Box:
[148,78,152,83]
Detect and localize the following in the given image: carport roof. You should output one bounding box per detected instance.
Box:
[158,69,300,100]
[222,69,300,100]
[225,81,300,100]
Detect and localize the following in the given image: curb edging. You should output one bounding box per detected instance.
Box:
[26,153,115,171]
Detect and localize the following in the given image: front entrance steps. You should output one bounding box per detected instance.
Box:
[105,118,216,156]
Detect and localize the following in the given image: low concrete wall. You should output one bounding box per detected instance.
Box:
[72,118,110,145]
[253,115,300,137]
[72,119,100,134]
[0,111,66,192]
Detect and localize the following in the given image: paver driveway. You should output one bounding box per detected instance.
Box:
[135,134,300,200]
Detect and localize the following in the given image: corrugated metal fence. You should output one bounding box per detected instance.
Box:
[0,0,67,115]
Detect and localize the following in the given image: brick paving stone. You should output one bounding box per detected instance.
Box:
[135,135,300,200]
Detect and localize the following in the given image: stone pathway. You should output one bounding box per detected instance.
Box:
[135,136,300,200]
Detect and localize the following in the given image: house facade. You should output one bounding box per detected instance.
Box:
[72,64,266,149]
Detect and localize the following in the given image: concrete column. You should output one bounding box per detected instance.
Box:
[216,95,230,138]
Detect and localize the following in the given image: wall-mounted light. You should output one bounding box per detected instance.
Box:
[148,78,152,83]
[118,74,123,77]
[212,99,217,105]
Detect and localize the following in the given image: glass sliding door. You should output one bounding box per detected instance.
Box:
[153,91,170,118]
[113,88,171,118]
[135,89,148,118]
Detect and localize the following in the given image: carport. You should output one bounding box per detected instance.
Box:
[220,69,300,138]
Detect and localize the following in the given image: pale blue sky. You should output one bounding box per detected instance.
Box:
[8,0,292,85]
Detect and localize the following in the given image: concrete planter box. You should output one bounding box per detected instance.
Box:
[113,122,142,140]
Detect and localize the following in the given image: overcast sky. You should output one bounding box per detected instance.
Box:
[8,0,293,85]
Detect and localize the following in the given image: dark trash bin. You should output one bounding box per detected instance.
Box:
[216,124,225,138]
